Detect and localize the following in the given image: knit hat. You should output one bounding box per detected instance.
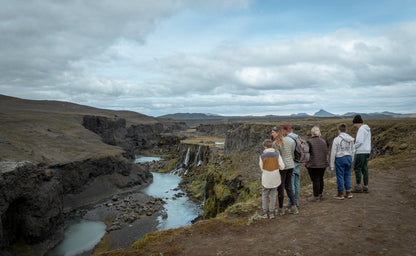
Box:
[282,123,292,131]
[353,114,363,124]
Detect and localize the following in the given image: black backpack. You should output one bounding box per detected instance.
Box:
[287,135,310,163]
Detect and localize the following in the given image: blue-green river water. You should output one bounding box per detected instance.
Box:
[47,156,201,256]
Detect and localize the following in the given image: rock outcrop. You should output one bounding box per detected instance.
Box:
[0,156,152,255]
[196,123,241,138]
[224,124,271,154]
[0,161,64,255]
[82,115,187,158]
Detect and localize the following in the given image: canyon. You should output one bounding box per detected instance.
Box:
[1,94,416,255]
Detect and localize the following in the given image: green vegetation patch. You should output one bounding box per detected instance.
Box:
[188,179,206,200]
[132,229,181,250]
[157,157,180,173]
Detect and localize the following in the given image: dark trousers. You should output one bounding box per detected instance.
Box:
[354,153,370,186]
[307,168,326,197]
[278,168,296,208]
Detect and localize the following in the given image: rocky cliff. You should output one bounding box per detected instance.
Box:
[82,115,187,158]
[0,161,64,255]
[0,156,151,255]
[196,123,241,138]
[0,96,164,255]
[224,123,271,154]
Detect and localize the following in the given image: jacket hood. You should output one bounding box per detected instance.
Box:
[361,124,371,132]
[339,132,355,142]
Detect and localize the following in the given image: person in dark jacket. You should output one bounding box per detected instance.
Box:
[306,126,329,201]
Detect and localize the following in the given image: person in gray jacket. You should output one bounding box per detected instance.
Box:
[330,123,355,199]
[352,115,372,193]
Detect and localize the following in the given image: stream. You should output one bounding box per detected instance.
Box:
[46,155,201,256]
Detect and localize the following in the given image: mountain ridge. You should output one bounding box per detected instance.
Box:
[158,109,411,120]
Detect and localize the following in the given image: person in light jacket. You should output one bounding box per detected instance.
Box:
[272,126,299,215]
[330,123,355,200]
[259,139,285,219]
[283,123,301,208]
[352,115,372,193]
[306,126,329,201]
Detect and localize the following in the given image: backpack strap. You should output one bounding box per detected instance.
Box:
[286,134,297,145]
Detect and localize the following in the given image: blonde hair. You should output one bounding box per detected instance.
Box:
[311,126,321,136]
[273,126,285,147]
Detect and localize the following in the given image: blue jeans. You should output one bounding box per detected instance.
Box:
[288,162,300,206]
[335,155,353,193]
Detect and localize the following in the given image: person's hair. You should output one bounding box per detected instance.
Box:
[311,126,321,136]
[282,123,292,132]
[338,123,347,133]
[273,126,285,147]
[263,139,273,148]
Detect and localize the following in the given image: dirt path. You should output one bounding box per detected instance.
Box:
[102,158,416,256]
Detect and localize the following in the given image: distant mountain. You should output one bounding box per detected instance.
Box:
[158,110,410,120]
[159,113,224,120]
[313,109,336,117]
[342,111,405,118]
[290,113,311,117]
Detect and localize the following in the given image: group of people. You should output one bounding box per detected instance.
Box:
[259,114,372,219]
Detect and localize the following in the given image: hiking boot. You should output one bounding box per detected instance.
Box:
[259,211,268,219]
[352,185,363,193]
[345,190,353,199]
[277,207,285,216]
[268,211,275,219]
[319,194,324,200]
[363,186,369,193]
[334,193,345,200]
[307,195,319,202]
[289,205,299,215]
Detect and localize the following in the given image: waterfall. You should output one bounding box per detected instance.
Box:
[171,147,190,175]
[194,146,202,167]
[183,147,190,167]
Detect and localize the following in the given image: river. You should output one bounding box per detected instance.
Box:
[47,156,201,256]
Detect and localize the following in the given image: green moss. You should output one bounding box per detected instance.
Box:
[203,196,218,219]
[188,179,206,200]
[236,181,261,202]
[132,229,180,250]
[92,233,111,255]
[157,158,180,173]
[214,184,231,201]
[224,199,259,216]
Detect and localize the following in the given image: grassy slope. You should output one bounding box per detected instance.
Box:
[0,94,159,165]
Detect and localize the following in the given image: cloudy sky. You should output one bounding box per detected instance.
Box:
[1,0,416,117]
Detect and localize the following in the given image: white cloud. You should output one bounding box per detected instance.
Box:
[0,1,415,116]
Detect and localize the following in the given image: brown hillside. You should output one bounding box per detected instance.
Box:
[0,94,157,165]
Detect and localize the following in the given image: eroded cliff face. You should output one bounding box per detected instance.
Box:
[0,156,152,256]
[0,161,64,255]
[196,123,241,138]
[82,115,187,158]
[224,124,271,154]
